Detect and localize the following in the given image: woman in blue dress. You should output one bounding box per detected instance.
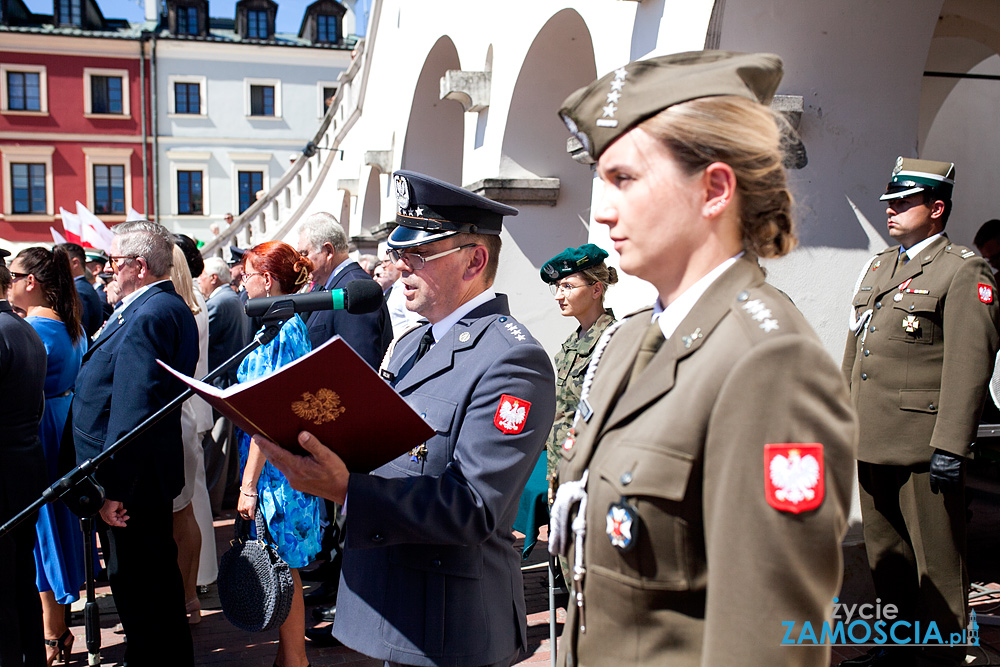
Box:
[235,241,320,667]
[8,246,87,666]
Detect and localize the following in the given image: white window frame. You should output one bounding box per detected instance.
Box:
[0,144,55,219]
[244,77,282,119]
[167,151,211,217]
[83,146,133,222]
[317,81,338,118]
[167,74,207,118]
[229,153,271,214]
[83,67,131,118]
[1,64,48,115]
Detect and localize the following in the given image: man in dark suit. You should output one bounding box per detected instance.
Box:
[0,249,48,667]
[198,256,251,514]
[297,212,392,365]
[56,242,104,338]
[72,221,198,666]
[259,171,556,666]
[296,212,393,614]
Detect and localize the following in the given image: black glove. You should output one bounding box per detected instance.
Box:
[929,449,963,495]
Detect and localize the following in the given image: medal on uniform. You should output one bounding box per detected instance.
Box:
[902,315,920,333]
[409,443,428,462]
[562,428,575,451]
[606,498,638,552]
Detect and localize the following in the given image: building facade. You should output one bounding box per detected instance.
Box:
[0,0,356,245]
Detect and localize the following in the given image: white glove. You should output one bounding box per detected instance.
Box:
[549,471,588,557]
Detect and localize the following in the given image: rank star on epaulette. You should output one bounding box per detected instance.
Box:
[742,299,780,332]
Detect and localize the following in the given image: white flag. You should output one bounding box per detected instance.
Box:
[75,201,114,252]
[50,227,68,245]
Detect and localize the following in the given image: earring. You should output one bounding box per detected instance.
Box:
[709,200,727,216]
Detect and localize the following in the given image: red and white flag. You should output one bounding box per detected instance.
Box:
[59,207,82,245]
[75,201,114,251]
[49,227,68,245]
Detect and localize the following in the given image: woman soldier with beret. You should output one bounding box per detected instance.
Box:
[549,51,857,666]
[539,243,617,484]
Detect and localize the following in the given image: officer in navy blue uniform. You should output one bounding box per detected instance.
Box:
[257,170,556,667]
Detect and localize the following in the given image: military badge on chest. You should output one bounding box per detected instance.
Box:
[606,498,639,552]
[764,443,824,514]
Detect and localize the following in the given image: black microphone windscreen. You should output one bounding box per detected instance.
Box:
[344,279,385,314]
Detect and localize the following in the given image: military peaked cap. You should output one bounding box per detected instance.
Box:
[880,157,956,202]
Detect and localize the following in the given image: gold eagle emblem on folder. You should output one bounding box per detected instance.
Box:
[291,389,346,425]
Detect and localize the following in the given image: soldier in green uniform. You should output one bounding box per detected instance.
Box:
[842,158,1000,667]
[539,244,618,483]
[549,51,857,666]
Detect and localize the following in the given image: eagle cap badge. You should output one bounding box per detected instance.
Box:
[764,443,824,513]
[494,394,531,434]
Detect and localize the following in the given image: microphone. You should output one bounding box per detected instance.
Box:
[245,279,384,317]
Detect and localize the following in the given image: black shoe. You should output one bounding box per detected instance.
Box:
[303,581,339,605]
[301,559,339,583]
[311,604,336,623]
[305,625,342,647]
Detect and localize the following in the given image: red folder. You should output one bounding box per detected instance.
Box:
[159,335,433,472]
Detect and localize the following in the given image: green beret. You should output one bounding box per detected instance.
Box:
[540,243,609,284]
[880,156,955,202]
[559,50,783,163]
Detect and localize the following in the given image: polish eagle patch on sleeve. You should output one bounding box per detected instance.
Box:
[764,443,824,513]
[494,394,531,434]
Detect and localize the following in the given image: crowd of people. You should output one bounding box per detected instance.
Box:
[2,47,999,667]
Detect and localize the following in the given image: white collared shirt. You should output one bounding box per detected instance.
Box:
[901,233,942,260]
[323,257,355,290]
[652,253,743,340]
[120,279,170,313]
[424,289,498,348]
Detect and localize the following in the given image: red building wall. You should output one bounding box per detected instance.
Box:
[0,41,152,244]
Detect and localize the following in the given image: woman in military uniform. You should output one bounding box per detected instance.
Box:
[550,51,857,666]
[539,243,617,483]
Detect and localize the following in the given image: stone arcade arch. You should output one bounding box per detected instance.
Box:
[494,8,599,350]
[919,1,1000,243]
[399,36,463,185]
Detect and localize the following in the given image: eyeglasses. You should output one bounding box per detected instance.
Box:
[108,255,139,271]
[549,281,596,296]
[241,271,266,283]
[9,271,29,282]
[388,243,478,271]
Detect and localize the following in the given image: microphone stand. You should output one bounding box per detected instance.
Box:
[0,300,296,666]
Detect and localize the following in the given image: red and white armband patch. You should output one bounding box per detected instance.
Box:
[978,283,994,304]
[494,394,531,434]
[764,443,824,513]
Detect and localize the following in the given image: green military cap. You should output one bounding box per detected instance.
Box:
[84,248,108,264]
[558,50,783,164]
[540,243,609,284]
[880,157,956,202]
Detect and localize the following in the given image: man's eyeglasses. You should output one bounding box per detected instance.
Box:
[388,243,478,271]
[549,281,596,296]
[108,255,140,271]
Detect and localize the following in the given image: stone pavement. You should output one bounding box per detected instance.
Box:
[59,465,1000,666]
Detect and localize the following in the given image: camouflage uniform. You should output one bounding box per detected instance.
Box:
[545,309,615,480]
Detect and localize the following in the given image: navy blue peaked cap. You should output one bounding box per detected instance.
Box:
[388,170,519,249]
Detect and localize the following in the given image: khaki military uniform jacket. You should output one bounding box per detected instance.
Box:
[558,256,857,667]
[842,235,1000,464]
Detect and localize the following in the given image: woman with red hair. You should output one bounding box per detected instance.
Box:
[235,241,319,667]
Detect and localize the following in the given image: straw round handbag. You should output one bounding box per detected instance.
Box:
[217,512,294,632]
